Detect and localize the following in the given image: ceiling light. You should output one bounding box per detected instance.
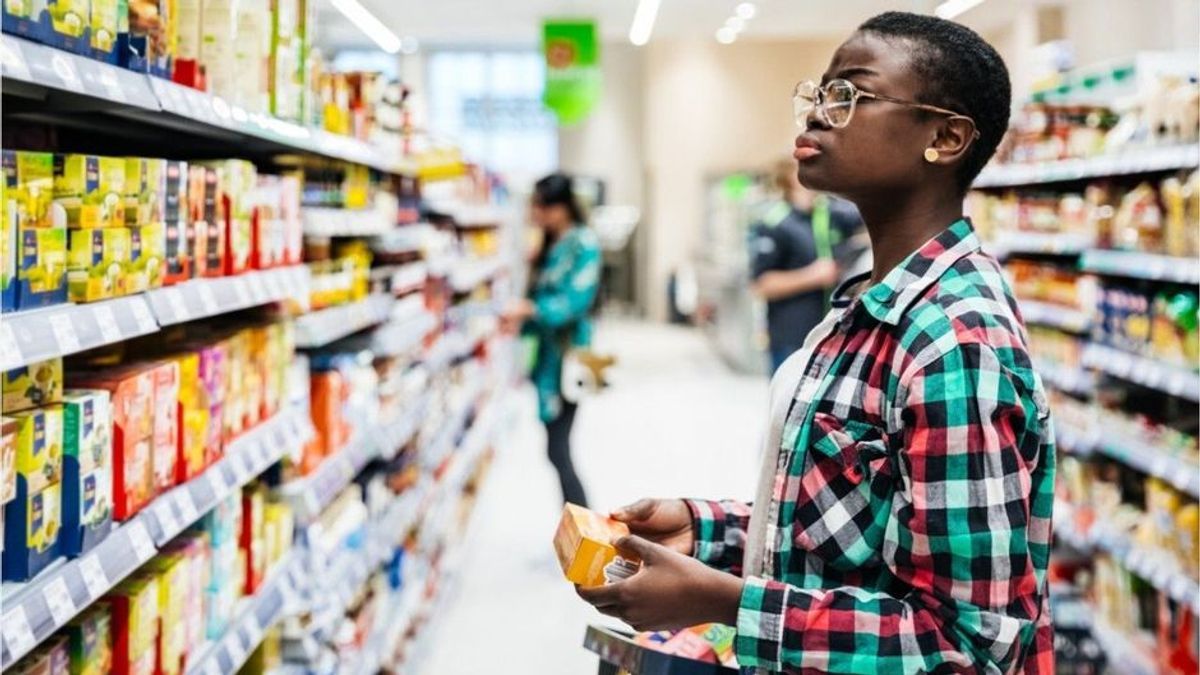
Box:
[330,0,402,53]
[736,2,757,19]
[716,26,737,44]
[935,0,985,19]
[629,0,661,46]
[725,16,746,31]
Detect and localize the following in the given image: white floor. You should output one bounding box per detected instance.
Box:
[420,319,768,674]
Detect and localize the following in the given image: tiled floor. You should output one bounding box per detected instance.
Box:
[419,319,768,674]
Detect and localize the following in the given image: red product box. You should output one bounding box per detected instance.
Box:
[186,166,207,280]
[70,366,155,520]
[200,167,224,278]
[149,361,180,493]
[239,486,264,594]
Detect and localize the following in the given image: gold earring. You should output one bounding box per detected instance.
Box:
[924,148,940,163]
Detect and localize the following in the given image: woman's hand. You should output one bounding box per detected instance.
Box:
[576,536,742,631]
[499,299,536,334]
[611,499,694,557]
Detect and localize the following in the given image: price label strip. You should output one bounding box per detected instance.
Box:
[198,284,220,315]
[130,299,158,333]
[92,304,123,343]
[42,576,78,626]
[78,555,109,600]
[2,606,38,661]
[48,313,82,354]
[127,521,157,562]
[0,323,21,370]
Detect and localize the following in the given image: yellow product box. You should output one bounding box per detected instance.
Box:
[16,222,67,309]
[3,357,64,413]
[2,161,14,312]
[68,227,131,302]
[145,555,188,675]
[89,0,120,58]
[53,154,126,229]
[124,158,167,228]
[43,0,89,51]
[1,417,16,504]
[105,574,159,675]
[127,223,166,293]
[8,151,54,229]
[553,503,634,587]
[262,500,293,567]
[10,406,64,494]
[7,151,67,310]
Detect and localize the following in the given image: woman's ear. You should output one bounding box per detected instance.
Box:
[925,117,977,167]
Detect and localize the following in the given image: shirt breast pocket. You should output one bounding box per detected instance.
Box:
[793,412,894,571]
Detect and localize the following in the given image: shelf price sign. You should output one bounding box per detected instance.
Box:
[542,20,600,126]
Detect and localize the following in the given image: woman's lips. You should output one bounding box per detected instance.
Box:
[794,135,823,161]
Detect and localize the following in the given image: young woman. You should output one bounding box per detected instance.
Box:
[577,12,1054,673]
[505,173,601,508]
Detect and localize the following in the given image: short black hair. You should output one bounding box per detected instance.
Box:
[533,172,586,224]
[859,11,1010,192]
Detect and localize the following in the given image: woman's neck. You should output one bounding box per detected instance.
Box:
[857,188,965,285]
[544,220,572,238]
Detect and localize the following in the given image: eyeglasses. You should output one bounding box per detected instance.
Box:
[793,78,979,133]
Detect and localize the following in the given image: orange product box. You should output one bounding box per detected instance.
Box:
[553,503,635,587]
[148,361,180,493]
[71,366,156,520]
[309,371,347,459]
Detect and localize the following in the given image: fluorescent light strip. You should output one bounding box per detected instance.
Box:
[629,0,662,46]
[331,0,403,54]
[935,0,985,19]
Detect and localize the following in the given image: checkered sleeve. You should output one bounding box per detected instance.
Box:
[734,341,1052,673]
[684,499,751,577]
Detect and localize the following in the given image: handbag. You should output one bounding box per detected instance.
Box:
[561,349,616,404]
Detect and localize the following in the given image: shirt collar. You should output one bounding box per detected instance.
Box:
[831,219,982,325]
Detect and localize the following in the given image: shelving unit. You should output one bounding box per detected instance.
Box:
[293,294,396,349]
[1080,343,1200,402]
[1,35,415,174]
[0,405,313,668]
[1079,249,1200,285]
[1018,299,1091,333]
[973,144,1199,188]
[146,265,310,326]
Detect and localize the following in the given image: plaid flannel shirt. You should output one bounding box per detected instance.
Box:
[688,220,1055,674]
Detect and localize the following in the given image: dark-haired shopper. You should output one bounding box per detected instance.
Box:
[504,173,601,508]
[577,12,1054,673]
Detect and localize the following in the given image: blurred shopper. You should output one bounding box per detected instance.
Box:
[578,12,1055,673]
[503,173,601,507]
[749,159,862,372]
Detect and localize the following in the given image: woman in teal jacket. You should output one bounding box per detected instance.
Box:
[505,173,602,507]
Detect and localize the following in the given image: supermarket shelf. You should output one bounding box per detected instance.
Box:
[1092,430,1200,499]
[146,265,310,327]
[422,380,485,472]
[370,311,438,359]
[1080,249,1200,285]
[1090,618,1158,675]
[1036,360,1096,399]
[184,551,306,675]
[423,331,473,374]
[973,144,1200,188]
[987,231,1092,258]
[148,406,314,546]
[449,257,504,294]
[447,299,501,326]
[376,393,432,462]
[0,35,415,175]
[1054,421,1099,458]
[0,295,158,370]
[371,261,429,294]
[1091,525,1200,615]
[0,406,312,668]
[1081,342,1200,402]
[302,207,397,238]
[1019,299,1091,333]
[294,294,394,349]
[373,224,435,257]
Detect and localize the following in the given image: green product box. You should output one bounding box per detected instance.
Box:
[68,227,131,303]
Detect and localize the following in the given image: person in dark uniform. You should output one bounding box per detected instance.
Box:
[749,158,863,372]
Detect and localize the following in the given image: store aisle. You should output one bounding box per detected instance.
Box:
[421,319,767,673]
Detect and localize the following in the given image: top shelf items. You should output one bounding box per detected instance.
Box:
[0,35,415,176]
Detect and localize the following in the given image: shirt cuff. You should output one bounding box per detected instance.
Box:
[735,576,789,671]
[683,499,730,566]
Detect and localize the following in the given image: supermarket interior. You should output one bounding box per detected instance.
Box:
[0,0,1198,673]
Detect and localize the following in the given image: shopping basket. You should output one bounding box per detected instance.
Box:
[583,625,739,675]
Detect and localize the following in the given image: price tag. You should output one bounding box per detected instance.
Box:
[49,51,84,93]
[155,500,180,536]
[42,576,77,626]
[2,606,37,659]
[48,313,82,353]
[243,619,263,646]
[175,490,199,524]
[0,37,32,80]
[263,273,283,299]
[0,323,21,370]
[130,299,158,333]
[163,288,190,322]
[92,305,122,343]
[203,658,222,675]
[126,521,157,561]
[233,452,254,482]
[197,284,219,315]
[226,632,247,665]
[233,279,252,307]
[208,469,228,495]
[94,67,127,103]
[78,555,109,600]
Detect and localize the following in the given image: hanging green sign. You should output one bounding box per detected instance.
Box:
[542,20,601,125]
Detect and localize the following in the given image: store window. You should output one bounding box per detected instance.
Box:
[426,49,558,185]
